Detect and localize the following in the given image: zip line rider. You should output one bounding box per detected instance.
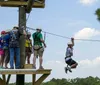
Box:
[65,38,78,73]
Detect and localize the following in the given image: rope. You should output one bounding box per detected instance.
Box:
[19,13,31,27]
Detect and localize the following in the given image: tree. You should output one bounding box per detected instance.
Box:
[95,8,100,21]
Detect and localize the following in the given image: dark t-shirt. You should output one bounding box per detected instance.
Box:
[9,29,20,48]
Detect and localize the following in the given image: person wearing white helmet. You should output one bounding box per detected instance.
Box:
[32,28,46,69]
[65,38,78,73]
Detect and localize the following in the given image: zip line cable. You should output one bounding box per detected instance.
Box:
[26,26,100,42]
[19,13,31,26]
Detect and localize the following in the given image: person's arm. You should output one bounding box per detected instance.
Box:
[18,26,27,36]
[40,38,46,48]
[40,33,46,48]
[71,37,74,46]
[29,39,33,47]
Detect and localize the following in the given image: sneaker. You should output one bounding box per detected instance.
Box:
[5,67,8,69]
[66,66,72,73]
[0,66,3,69]
[33,66,36,69]
[10,67,14,69]
[39,66,44,70]
[65,67,68,73]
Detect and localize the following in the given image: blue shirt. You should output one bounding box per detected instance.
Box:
[0,37,3,49]
[3,34,10,49]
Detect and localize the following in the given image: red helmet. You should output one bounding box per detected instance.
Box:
[1,31,6,35]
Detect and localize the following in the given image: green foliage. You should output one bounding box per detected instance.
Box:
[42,76,100,85]
[95,8,100,21]
[9,76,100,85]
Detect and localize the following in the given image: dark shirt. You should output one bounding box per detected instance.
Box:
[9,30,20,48]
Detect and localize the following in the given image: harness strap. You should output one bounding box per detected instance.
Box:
[33,47,43,51]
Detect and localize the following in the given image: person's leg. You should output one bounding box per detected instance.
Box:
[1,49,5,67]
[25,47,31,64]
[27,53,31,64]
[4,49,10,68]
[33,50,37,69]
[15,47,20,69]
[39,57,43,68]
[70,61,78,69]
[65,58,72,73]
[0,55,2,68]
[10,48,14,69]
[38,48,44,69]
[25,47,27,64]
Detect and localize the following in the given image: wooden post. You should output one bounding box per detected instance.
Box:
[0,78,6,85]
[32,74,36,85]
[16,6,26,85]
[2,75,6,85]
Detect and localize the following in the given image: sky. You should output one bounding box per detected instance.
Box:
[0,0,100,83]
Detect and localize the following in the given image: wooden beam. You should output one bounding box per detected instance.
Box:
[35,74,50,85]
[26,0,35,13]
[6,74,11,85]
[0,1,44,8]
[0,69,51,74]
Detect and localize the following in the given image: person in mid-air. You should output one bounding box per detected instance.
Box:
[65,38,78,73]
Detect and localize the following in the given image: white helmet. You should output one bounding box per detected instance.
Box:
[27,32,31,35]
[5,29,11,32]
[67,42,72,45]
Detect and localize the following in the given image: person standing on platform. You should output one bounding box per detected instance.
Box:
[25,32,32,64]
[9,26,20,69]
[0,31,5,69]
[2,29,11,68]
[32,28,46,69]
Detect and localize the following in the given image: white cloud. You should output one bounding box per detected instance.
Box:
[74,28,100,39]
[79,0,98,5]
[79,57,100,68]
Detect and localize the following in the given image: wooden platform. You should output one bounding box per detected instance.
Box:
[0,1,45,8]
[0,69,51,74]
[0,69,52,85]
